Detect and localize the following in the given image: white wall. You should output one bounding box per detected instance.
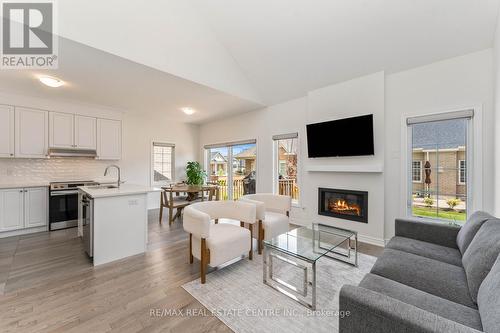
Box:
[200,72,386,245]
[199,50,494,244]
[121,112,199,209]
[385,49,494,238]
[0,91,200,209]
[494,14,500,216]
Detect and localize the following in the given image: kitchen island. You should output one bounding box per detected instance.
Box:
[78,184,160,266]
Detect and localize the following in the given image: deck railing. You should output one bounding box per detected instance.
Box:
[278,178,299,200]
[212,177,299,201]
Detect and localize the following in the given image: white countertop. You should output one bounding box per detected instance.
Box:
[78,184,161,198]
[0,182,49,189]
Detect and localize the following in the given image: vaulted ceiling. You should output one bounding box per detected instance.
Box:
[193,0,500,104]
[1,0,499,122]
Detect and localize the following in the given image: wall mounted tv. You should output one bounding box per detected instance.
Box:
[306,114,374,157]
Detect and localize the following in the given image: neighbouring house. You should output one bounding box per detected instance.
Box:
[412,121,467,200]
[234,146,256,175]
[209,151,227,176]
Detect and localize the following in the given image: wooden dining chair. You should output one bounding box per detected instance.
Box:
[159,190,191,225]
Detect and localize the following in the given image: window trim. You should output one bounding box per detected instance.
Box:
[402,108,477,223]
[272,133,300,206]
[458,160,466,185]
[411,160,423,183]
[151,141,175,186]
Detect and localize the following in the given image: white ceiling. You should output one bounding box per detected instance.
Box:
[0,38,263,124]
[193,0,500,105]
[1,0,499,123]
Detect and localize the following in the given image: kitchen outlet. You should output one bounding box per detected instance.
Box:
[128,199,139,206]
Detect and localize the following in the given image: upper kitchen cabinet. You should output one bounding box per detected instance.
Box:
[49,112,74,148]
[97,118,122,160]
[15,107,48,158]
[0,105,15,158]
[75,115,97,149]
[49,112,97,150]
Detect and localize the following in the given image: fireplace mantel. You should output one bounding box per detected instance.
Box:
[306,164,384,173]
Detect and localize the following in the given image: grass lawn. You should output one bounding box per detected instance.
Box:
[412,206,466,222]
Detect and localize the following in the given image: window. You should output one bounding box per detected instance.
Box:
[273,133,299,203]
[151,142,174,186]
[407,110,472,223]
[458,160,466,185]
[412,161,422,183]
[204,140,257,200]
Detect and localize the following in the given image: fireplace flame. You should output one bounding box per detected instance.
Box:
[329,198,361,216]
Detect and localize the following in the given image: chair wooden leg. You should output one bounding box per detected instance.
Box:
[189,233,194,264]
[168,206,174,225]
[258,220,263,255]
[159,194,164,224]
[214,218,218,224]
[240,221,244,228]
[200,238,207,284]
[248,223,253,260]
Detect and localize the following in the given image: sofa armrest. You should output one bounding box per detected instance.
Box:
[395,217,460,249]
[339,285,480,333]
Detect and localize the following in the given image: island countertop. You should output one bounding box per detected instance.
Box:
[78,184,161,198]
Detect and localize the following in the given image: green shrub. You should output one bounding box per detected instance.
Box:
[423,197,434,208]
[446,198,461,210]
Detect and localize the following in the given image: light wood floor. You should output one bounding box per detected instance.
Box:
[0,210,383,333]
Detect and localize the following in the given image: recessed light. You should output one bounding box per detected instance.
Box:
[181,107,196,115]
[39,76,64,88]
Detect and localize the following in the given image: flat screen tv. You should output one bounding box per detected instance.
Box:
[306,114,374,157]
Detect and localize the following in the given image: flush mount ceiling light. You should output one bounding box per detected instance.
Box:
[181,107,196,115]
[38,76,64,88]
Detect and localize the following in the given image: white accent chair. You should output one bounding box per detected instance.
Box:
[240,193,291,254]
[183,201,256,284]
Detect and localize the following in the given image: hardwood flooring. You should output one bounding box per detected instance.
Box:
[0,210,383,333]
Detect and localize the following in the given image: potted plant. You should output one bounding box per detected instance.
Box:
[185,161,206,201]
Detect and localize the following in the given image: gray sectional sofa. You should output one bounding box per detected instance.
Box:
[339,211,500,333]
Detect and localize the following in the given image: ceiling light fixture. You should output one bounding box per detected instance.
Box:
[181,107,196,115]
[38,76,64,88]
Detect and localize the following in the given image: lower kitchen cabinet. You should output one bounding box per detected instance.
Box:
[0,187,48,232]
[0,189,24,231]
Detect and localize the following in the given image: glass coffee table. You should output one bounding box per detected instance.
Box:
[263,224,357,310]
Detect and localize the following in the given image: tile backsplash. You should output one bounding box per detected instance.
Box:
[0,158,116,183]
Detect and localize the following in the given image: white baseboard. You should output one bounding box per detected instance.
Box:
[357,234,386,247]
[0,226,48,238]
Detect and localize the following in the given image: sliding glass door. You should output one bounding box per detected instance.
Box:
[205,141,257,200]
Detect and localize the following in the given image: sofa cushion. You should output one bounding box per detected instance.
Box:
[359,273,482,330]
[370,248,475,308]
[462,219,500,303]
[386,236,462,266]
[456,211,494,254]
[477,253,500,333]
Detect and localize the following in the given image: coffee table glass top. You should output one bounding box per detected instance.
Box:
[263,224,356,262]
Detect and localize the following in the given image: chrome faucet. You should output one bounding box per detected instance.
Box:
[104,164,121,187]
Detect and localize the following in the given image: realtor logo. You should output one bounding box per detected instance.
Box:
[1,0,58,68]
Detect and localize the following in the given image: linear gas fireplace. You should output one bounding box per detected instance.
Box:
[318,188,368,223]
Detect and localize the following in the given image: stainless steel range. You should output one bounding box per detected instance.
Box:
[49,180,97,231]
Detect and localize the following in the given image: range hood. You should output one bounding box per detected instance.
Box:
[48,148,97,158]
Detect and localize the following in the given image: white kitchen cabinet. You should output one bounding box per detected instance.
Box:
[49,112,97,150]
[97,119,121,160]
[49,112,74,148]
[24,187,48,228]
[0,105,15,158]
[0,187,48,233]
[75,115,96,149]
[0,189,24,232]
[15,107,48,158]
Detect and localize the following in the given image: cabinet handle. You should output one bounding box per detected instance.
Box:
[9,153,13,156]
[19,190,23,193]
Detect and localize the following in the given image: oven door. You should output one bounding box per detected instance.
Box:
[49,190,79,230]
